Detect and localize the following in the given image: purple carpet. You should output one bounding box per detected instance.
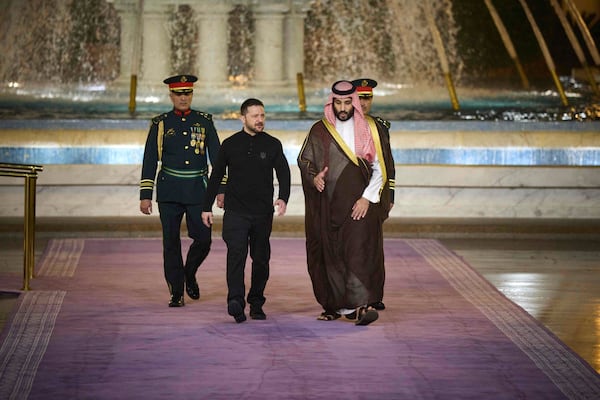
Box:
[1,238,599,399]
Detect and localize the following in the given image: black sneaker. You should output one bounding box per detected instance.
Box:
[227,300,246,323]
[249,306,267,320]
[168,293,185,307]
[185,276,200,300]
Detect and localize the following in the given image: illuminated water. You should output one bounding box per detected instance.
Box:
[0,83,597,122]
[0,0,598,122]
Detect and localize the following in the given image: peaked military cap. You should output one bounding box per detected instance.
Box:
[163,74,198,93]
[352,78,377,97]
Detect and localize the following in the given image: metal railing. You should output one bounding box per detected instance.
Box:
[0,162,43,290]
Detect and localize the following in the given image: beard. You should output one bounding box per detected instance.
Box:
[245,122,264,134]
[334,105,354,121]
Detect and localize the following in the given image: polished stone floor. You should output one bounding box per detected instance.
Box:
[1,222,599,374]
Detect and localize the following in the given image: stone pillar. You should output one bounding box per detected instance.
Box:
[252,1,290,86]
[284,0,311,83]
[107,1,133,84]
[191,0,232,88]
[139,0,172,90]
[108,0,140,86]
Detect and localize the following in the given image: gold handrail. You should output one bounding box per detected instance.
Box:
[0,162,44,291]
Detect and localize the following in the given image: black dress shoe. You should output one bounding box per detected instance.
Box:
[249,306,266,320]
[169,294,185,307]
[227,300,246,323]
[185,277,200,300]
[369,301,385,310]
[345,311,357,320]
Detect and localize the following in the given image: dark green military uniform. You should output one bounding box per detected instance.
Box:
[140,107,220,303]
[352,78,395,204]
[352,78,396,311]
[372,115,395,204]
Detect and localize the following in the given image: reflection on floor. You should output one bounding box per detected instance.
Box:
[1,229,599,374]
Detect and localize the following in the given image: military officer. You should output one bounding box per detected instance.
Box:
[140,74,221,307]
[351,78,395,311]
[352,78,391,129]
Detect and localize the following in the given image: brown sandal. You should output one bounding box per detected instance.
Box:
[317,311,341,321]
[355,306,378,326]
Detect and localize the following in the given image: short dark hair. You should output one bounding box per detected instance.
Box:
[240,98,264,115]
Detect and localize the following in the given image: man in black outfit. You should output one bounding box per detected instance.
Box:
[202,98,291,323]
[140,74,221,307]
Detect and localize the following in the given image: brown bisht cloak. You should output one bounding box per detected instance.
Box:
[297,116,395,313]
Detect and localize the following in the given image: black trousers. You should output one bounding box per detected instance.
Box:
[158,202,211,296]
[222,210,273,309]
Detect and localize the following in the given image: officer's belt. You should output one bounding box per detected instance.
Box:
[161,166,207,178]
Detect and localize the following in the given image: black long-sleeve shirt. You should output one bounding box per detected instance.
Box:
[203,130,291,215]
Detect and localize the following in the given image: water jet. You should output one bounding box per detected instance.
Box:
[1,0,599,223]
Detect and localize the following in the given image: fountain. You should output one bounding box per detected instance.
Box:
[0,0,599,223]
[0,0,598,120]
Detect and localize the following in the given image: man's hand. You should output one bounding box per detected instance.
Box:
[201,211,213,227]
[351,197,370,220]
[216,193,225,209]
[313,166,328,192]
[140,199,152,215]
[274,199,287,216]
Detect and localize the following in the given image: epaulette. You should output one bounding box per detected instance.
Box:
[151,113,168,125]
[375,116,391,130]
[195,110,213,121]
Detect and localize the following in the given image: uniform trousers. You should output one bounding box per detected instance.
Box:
[158,202,211,296]
[222,210,273,309]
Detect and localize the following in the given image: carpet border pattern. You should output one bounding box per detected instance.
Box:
[408,239,600,399]
[37,238,85,277]
[0,290,66,400]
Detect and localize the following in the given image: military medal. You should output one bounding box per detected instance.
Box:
[190,125,206,155]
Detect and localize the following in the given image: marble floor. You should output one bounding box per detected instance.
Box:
[1,226,599,374]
